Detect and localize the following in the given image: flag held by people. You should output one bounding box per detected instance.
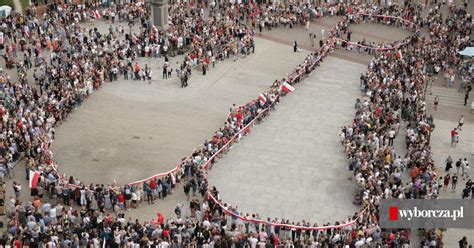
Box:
[281,82,295,93]
[396,50,403,60]
[94,10,101,19]
[152,25,158,33]
[258,93,267,104]
[131,34,139,44]
[29,170,40,188]
[24,30,31,39]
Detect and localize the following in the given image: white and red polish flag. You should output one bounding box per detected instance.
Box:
[29,170,40,188]
[23,27,31,39]
[152,25,158,33]
[170,173,176,184]
[396,50,403,60]
[131,34,139,43]
[94,10,101,19]
[280,82,295,93]
[258,93,267,104]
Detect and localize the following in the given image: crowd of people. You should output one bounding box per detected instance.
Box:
[0,0,471,247]
[204,2,472,248]
[0,0,259,187]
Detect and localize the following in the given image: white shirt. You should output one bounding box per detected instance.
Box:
[389,130,396,138]
[248,237,258,248]
[160,241,170,248]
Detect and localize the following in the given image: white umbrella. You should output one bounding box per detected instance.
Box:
[458,47,474,56]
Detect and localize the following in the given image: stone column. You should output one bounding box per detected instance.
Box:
[150,0,169,30]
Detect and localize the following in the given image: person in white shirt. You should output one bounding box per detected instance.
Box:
[248,235,258,248]
[457,115,464,130]
[160,239,170,248]
[462,159,470,180]
[354,238,365,247]
[388,129,396,146]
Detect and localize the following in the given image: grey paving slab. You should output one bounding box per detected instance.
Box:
[208,56,366,224]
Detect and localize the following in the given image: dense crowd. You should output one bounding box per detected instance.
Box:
[0,0,471,247]
[0,0,258,186]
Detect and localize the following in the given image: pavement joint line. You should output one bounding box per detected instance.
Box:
[206,57,242,89]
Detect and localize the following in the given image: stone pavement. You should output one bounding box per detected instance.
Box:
[427,106,474,247]
[260,16,412,53]
[2,3,472,243]
[0,36,310,226]
[208,55,365,224]
[420,2,474,245]
[51,37,309,185]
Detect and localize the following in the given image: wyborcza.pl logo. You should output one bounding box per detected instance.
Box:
[389,206,464,221]
[380,200,474,229]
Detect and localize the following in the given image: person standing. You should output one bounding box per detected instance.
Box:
[183,182,191,201]
[293,41,298,52]
[12,181,21,199]
[162,66,168,79]
[445,155,453,172]
[456,158,463,174]
[451,174,458,192]
[462,158,470,180]
[443,174,450,190]
[434,95,439,111]
[457,115,464,131]
[174,203,182,218]
[180,74,186,88]
[388,129,396,146]
[458,236,468,248]
[451,128,458,147]
[462,186,470,199]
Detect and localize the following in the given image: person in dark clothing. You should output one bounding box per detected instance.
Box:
[183,182,191,200]
[163,67,167,79]
[458,236,468,248]
[293,41,298,52]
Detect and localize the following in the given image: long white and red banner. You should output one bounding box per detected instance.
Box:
[207,193,369,230]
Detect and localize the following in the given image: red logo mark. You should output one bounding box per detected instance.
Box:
[389,206,399,221]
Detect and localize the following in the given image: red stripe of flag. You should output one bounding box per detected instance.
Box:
[29,170,40,188]
[281,82,295,93]
[258,93,267,104]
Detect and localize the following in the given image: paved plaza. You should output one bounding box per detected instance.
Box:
[428,112,474,247]
[51,37,308,185]
[49,13,412,186]
[209,55,364,224]
[1,2,473,245]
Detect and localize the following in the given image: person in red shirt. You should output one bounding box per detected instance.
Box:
[13,238,21,248]
[162,228,170,239]
[451,128,458,147]
[150,180,157,200]
[117,193,125,209]
[272,234,279,247]
[157,212,165,225]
